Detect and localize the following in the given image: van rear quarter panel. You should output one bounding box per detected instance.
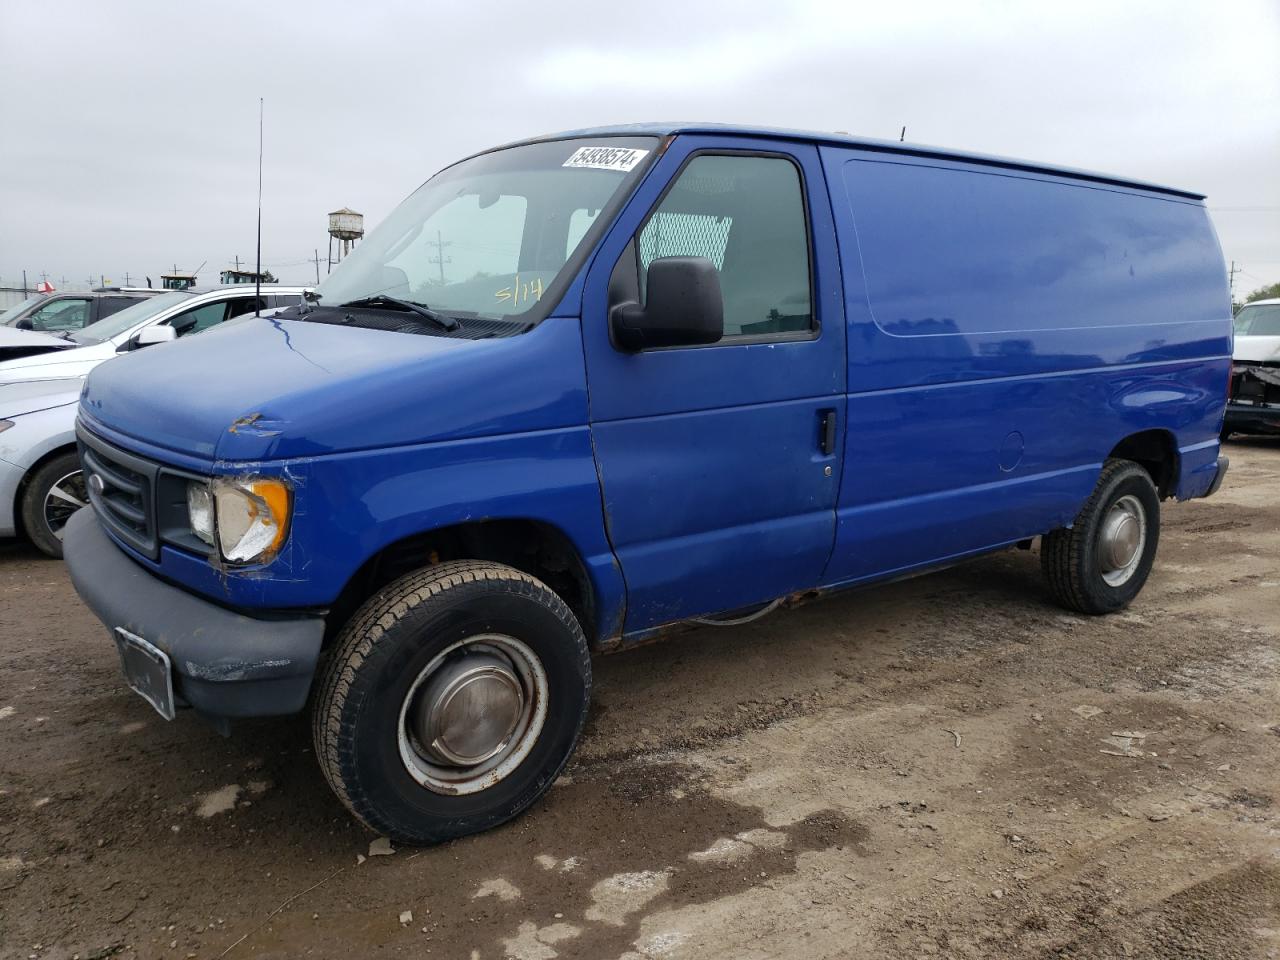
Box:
[819,147,1231,586]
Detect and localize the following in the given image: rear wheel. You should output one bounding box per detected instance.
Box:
[312,560,591,845]
[19,451,86,559]
[1041,459,1160,614]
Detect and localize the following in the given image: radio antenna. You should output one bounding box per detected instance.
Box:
[255,97,263,317]
[899,126,907,142]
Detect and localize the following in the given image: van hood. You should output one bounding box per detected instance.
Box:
[1234,335,1280,364]
[0,325,76,364]
[80,315,588,462]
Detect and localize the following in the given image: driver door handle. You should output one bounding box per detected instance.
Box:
[819,409,838,456]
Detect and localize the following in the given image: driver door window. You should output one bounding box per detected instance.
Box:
[637,154,812,338]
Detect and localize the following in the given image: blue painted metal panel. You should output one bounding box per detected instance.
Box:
[144,428,628,639]
[818,146,1232,587]
[80,315,592,461]
[578,136,846,632]
[79,318,629,638]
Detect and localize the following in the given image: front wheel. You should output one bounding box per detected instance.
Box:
[19,451,87,559]
[312,560,591,845]
[1041,460,1160,615]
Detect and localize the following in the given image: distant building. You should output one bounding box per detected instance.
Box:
[220,268,276,285]
[160,272,198,290]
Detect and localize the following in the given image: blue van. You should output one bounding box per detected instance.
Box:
[63,124,1231,844]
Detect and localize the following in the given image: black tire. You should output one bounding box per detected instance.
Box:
[19,451,86,559]
[312,560,591,845]
[1041,459,1160,615]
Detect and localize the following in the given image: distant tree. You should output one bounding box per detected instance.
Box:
[262,270,277,284]
[1245,281,1280,304]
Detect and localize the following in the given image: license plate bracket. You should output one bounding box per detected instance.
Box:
[113,628,176,721]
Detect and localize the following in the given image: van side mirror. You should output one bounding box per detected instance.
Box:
[611,256,724,351]
[133,325,177,348]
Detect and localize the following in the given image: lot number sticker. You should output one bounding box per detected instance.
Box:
[563,146,649,172]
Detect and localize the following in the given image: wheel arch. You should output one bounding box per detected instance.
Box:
[324,517,608,650]
[1107,429,1179,499]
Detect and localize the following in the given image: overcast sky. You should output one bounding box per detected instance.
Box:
[1,0,1277,296]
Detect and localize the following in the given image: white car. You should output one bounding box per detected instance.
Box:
[0,285,308,385]
[1224,297,1280,439]
[0,379,84,556]
[0,285,307,555]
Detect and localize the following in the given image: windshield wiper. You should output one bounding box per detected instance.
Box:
[338,295,460,332]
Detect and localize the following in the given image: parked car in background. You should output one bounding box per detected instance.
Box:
[0,285,307,386]
[63,125,1230,846]
[0,294,49,325]
[1,285,306,556]
[0,325,79,365]
[0,379,84,557]
[2,289,163,332]
[1224,298,1280,438]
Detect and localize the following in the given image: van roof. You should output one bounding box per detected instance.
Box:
[506,123,1205,201]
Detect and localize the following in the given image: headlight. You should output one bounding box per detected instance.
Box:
[186,477,291,563]
[187,483,215,546]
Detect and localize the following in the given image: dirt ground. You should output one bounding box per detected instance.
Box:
[2,440,1278,960]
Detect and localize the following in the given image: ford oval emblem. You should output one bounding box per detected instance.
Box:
[88,473,105,496]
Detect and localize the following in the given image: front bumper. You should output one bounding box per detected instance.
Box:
[63,508,326,719]
[1224,402,1280,436]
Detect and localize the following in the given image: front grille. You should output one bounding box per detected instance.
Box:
[77,426,160,558]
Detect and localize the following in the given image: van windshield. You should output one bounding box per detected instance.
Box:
[315,137,658,323]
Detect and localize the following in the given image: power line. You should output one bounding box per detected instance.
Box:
[428,230,452,284]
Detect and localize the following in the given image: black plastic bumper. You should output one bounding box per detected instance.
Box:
[63,508,326,719]
[1224,403,1280,436]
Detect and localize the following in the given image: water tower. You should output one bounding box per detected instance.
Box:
[328,207,364,272]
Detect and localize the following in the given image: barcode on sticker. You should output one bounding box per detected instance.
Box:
[563,146,649,172]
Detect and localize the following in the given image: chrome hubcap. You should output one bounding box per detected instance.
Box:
[398,634,547,795]
[44,469,87,541]
[1099,494,1146,587]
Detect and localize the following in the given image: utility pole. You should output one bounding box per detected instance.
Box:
[428,230,452,284]
[85,275,94,289]
[311,248,323,285]
[39,271,49,284]
[1229,260,1239,302]
[22,270,28,295]
[123,272,131,286]
[234,255,242,272]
